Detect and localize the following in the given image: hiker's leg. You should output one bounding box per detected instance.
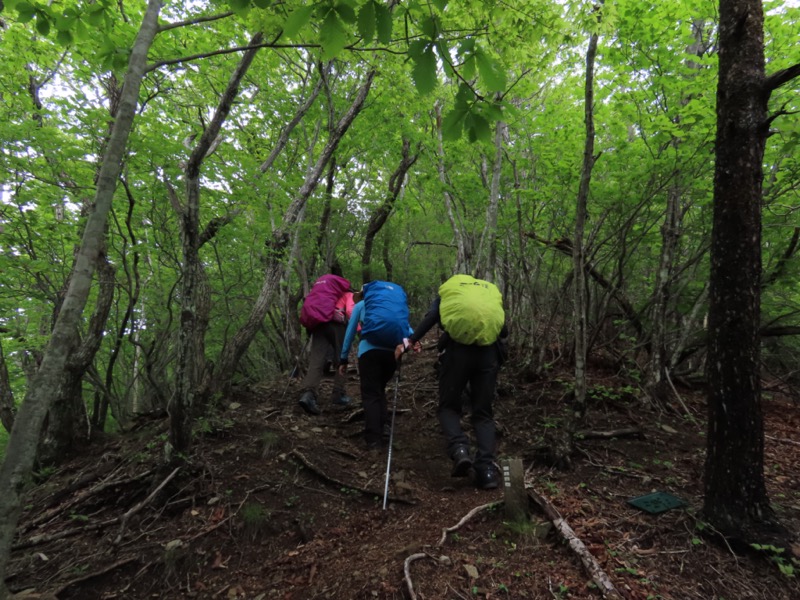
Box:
[469,345,500,469]
[378,351,398,438]
[329,322,349,400]
[359,350,387,446]
[300,327,328,394]
[437,341,471,457]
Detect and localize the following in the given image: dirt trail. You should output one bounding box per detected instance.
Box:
[6,351,800,599]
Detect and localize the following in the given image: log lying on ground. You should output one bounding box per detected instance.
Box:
[576,427,643,440]
[527,486,622,599]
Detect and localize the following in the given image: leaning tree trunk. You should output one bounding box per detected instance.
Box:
[361,138,418,284]
[169,32,264,456]
[38,257,116,465]
[208,70,376,399]
[93,179,144,430]
[0,1,163,593]
[703,0,773,539]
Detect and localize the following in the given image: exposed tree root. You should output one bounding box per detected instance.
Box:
[527,486,622,599]
[22,469,154,535]
[403,553,429,600]
[12,468,179,551]
[289,449,415,505]
[437,501,503,547]
[404,501,504,599]
[765,434,800,447]
[13,517,120,551]
[113,467,181,545]
[50,557,138,597]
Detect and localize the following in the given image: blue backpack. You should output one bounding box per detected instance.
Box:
[360,280,409,348]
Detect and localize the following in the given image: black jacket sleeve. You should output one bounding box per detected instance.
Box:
[408,296,441,344]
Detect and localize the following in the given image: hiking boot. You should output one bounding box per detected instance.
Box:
[298,390,320,415]
[450,446,473,478]
[475,465,500,490]
[331,393,352,407]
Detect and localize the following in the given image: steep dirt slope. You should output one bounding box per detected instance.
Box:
[5,347,800,599]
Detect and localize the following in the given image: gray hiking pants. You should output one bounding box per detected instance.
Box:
[301,321,347,399]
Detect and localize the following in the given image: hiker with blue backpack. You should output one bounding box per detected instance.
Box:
[396,274,507,490]
[339,280,419,450]
[297,267,354,415]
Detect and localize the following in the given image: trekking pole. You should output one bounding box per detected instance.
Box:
[382,361,401,510]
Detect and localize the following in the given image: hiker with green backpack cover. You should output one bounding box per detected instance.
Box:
[396,274,507,490]
[339,281,419,450]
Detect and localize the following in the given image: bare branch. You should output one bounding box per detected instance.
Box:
[198,211,241,249]
[764,62,800,96]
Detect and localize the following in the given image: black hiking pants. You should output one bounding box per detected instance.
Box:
[358,349,398,446]
[437,340,500,470]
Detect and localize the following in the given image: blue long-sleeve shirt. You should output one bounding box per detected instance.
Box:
[340,300,413,361]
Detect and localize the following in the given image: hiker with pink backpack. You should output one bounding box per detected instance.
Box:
[297,266,355,415]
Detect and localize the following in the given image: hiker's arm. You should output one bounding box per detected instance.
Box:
[339,301,363,366]
[408,296,441,344]
[396,297,439,359]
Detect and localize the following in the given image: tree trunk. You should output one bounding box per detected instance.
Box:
[169,32,264,456]
[38,256,116,465]
[572,23,600,421]
[646,183,681,403]
[475,119,505,282]
[94,179,144,430]
[0,340,15,434]
[703,0,774,539]
[208,70,376,398]
[362,138,418,283]
[434,102,471,273]
[646,20,708,403]
[0,1,163,592]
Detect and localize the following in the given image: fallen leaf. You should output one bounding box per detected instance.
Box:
[164,539,184,551]
[211,550,228,569]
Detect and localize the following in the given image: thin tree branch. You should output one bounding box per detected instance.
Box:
[198,211,241,248]
[157,11,234,33]
[764,62,800,95]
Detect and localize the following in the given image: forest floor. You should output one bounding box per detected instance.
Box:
[5,342,800,600]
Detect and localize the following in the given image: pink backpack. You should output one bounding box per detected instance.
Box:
[300,274,351,330]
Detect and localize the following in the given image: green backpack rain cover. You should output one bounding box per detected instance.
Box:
[439,275,504,346]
